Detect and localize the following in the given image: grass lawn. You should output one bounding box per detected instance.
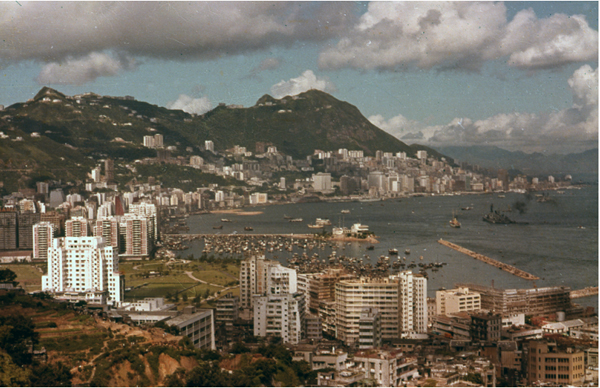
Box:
[1,264,44,291]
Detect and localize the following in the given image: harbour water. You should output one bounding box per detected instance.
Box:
[182,183,598,309]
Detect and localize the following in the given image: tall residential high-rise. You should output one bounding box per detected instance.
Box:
[253,292,305,344]
[205,140,214,152]
[128,202,157,242]
[93,217,120,250]
[122,214,152,258]
[239,255,290,309]
[335,276,400,344]
[312,172,332,192]
[104,158,114,183]
[41,236,123,304]
[33,222,54,261]
[398,270,428,338]
[17,212,40,249]
[66,217,89,237]
[0,211,18,250]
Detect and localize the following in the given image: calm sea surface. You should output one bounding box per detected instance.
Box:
[182,183,598,309]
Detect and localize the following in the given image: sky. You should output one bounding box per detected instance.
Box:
[0,1,597,154]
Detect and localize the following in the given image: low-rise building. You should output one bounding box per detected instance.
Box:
[165,307,215,350]
[354,349,419,387]
[527,340,585,386]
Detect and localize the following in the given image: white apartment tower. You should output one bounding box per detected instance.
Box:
[33,222,54,261]
[240,255,297,309]
[253,292,305,344]
[312,172,332,192]
[41,237,122,304]
[205,140,214,152]
[398,270,428,338]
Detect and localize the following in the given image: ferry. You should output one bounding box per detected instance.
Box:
[289,218,303,222]
[389,248,399,255]
[341,209,350,214]
[244,226,253,231]
[221,218,232,222]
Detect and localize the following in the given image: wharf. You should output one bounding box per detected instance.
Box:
[570,286,599,299]
[438,239,539,280]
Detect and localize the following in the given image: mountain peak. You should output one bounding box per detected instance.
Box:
[34,87,66,101]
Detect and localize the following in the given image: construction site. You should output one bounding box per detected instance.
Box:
[456,283,580,317]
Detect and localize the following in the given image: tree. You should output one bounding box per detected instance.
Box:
[0,351,30,387]
[0,315,39,365]
[30,362,72,387]
[0,269,18,285]
[184,362,229,387]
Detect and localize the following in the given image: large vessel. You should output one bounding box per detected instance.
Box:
[307,218,332,228]
[483,204,515,224]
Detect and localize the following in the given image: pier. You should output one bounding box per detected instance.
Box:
[570,286,599,299]
[438,239,539,280]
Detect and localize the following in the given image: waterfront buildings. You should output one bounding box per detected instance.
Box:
[41,236,123,304]
[458,283,573,316]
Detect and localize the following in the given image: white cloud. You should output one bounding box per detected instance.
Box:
[0,2,354,63]
[36,52,136,85]
[319,2,597,71]
[166,94,212,115]
[270,70,336,99]
[372,65,598,153]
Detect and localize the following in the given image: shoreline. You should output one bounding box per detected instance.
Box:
[210,209,264,216]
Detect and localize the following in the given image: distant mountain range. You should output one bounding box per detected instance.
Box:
[435,145,598,176]
[0,87,447,192]
[1,86,592,194]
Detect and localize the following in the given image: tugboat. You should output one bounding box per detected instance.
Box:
[366,245,375,250]
[449,213,461,228]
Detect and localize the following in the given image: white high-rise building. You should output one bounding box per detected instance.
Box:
[42,236,122,304]
[143,135,154,148]
[253,292,305,344]
[312,172,332,192]
[240,255,297,309]
[33,222,54,261]
[249,192,268,205]
[205,140,214,152]
[128,202,158,242]
[398,270,428,338]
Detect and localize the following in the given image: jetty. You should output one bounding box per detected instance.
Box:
[570,286,599,299]
[438,239,539,280]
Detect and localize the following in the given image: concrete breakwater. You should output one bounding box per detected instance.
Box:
[437,239,540,281]
[570,287,599,299]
